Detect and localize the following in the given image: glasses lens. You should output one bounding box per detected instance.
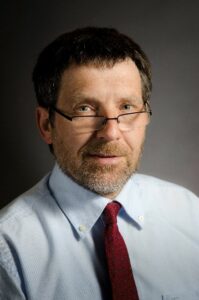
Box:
[72,111,151,133]
[118,111,150,131]
[72,116,105,133]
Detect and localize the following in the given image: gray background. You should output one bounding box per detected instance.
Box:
[1,0,198,208]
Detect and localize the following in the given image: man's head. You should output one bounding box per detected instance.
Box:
[33,27,152,198]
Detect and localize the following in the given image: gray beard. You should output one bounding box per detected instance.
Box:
[53,134,145,198]
[56,148,143,198]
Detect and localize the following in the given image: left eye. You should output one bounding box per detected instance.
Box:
[78,106,90,111]
[121,104,133,111]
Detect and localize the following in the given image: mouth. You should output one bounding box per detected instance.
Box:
[86,153,123,165]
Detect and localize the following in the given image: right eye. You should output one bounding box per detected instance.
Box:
[74,104,96,115]
[77,105,92,112]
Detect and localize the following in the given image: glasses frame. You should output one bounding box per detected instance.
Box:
[49,101,152,130]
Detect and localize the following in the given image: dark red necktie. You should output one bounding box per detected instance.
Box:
[104,201,139,300]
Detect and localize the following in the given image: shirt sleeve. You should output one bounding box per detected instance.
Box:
[0,235,26,300]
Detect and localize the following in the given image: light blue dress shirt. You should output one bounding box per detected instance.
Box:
[0,164,199,300]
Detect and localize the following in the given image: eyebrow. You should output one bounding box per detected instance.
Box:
[68,92,143,105]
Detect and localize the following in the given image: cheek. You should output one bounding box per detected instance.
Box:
[123,128,146,151]
[55,124,94,154]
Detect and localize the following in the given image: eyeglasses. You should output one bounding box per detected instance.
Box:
[49,102,152,133]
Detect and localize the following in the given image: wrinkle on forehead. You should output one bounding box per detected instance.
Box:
[57,59,142,108]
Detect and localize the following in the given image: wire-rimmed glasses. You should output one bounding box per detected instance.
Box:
[49,102,152,133]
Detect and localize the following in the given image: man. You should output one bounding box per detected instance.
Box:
[0,27,199,300]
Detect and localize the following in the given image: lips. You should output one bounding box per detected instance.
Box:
[89,153,119,158]
[81,142,128,162]
[86,153,124,165]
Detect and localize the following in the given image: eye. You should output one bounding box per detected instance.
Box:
[121,103,134,111]
[78,105,90,112]
[74,104,95,114]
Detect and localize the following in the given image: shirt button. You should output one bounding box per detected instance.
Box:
[138,215,144,222]
[78,224,87,232]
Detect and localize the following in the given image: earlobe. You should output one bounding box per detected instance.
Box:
[36,106,52,144]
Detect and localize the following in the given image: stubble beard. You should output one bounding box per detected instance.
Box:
[53,139,144,198]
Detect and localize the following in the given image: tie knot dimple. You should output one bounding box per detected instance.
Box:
[104,202,121,225]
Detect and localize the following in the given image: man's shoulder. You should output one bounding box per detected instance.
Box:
[0,173,50,227]
[131,173,199,224]
[133,173,198,201]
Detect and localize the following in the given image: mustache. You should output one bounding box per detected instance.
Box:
[81,141,129,157]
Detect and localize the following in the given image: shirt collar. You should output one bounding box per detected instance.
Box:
[48,164,144,239]
[48,164,109,238]
[116,175,145,228]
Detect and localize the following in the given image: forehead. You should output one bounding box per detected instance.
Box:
[57,59,142,107]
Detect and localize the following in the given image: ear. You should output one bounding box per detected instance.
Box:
[36,106,53,144]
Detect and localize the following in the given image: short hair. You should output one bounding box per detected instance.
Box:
[32,27,152,109]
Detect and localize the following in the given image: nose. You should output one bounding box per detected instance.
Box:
[95,118,121,141]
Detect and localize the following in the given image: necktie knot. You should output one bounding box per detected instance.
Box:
[104,201,121,225]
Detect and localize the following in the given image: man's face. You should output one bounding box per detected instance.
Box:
[48,59,147,198]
